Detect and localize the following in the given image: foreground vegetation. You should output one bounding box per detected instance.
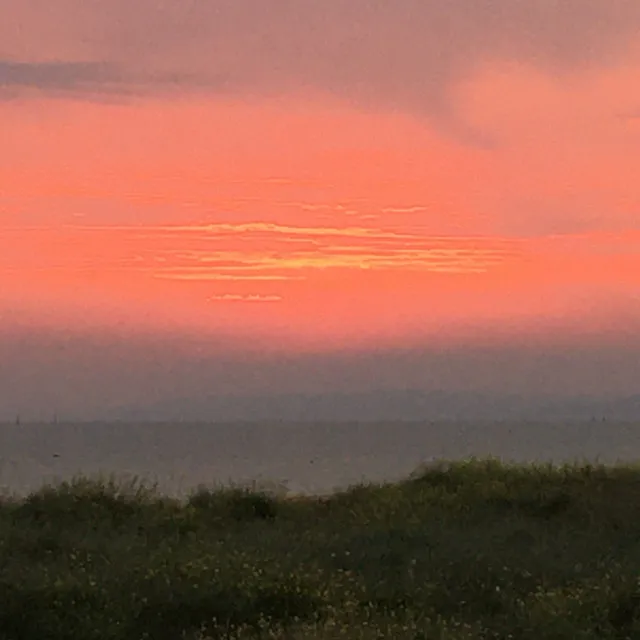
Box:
[3,459,640,639]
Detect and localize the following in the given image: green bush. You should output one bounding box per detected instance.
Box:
[2,459,640,638]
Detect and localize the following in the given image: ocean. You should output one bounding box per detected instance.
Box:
[1,420,639,498]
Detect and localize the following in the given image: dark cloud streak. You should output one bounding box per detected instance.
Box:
[0,60,111,88]
[1,1,639,120]
[0,58,226,101]
[0,59,120,99]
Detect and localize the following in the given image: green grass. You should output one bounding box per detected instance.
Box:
[3,458,640,638]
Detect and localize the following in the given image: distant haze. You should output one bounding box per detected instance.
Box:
[1,327,639,421]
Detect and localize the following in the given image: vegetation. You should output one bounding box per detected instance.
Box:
[3,458,640,638]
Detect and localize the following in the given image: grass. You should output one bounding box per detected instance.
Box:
[3,458,640,638]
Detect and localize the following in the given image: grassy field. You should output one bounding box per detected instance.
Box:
[2,458,640,639]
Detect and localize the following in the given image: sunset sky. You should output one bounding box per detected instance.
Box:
[1,1,639,419]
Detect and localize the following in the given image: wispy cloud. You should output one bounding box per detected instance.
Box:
[382,207,431,215]
[63,222,520,280]
[10,224,640,272]
[0,58,214,101]
[0,60,115,92]
[159,273,302,282]
[68,221,514,244]
[2,1,638,121]
[207,294,282,302]
[0,222,522,288]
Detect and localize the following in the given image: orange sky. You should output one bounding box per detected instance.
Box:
[1,4,639,356]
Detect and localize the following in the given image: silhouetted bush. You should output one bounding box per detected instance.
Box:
[2,460,640,638]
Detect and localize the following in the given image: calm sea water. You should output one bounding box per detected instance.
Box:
[1,421,640,497]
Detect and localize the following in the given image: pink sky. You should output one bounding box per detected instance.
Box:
[1,1,639,416]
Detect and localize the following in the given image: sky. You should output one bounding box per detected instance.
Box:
[1,1,639,419]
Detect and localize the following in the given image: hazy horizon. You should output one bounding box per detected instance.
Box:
[2,327,640,421]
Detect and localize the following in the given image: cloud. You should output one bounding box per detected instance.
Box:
[619,108,640,121]
[2,0,639,119]
[0,58,215,100]
[0,60,119,99]
[0,60,111,87]
[207,294,282,303]
[56,222,521,279]
[1,222,521,285]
